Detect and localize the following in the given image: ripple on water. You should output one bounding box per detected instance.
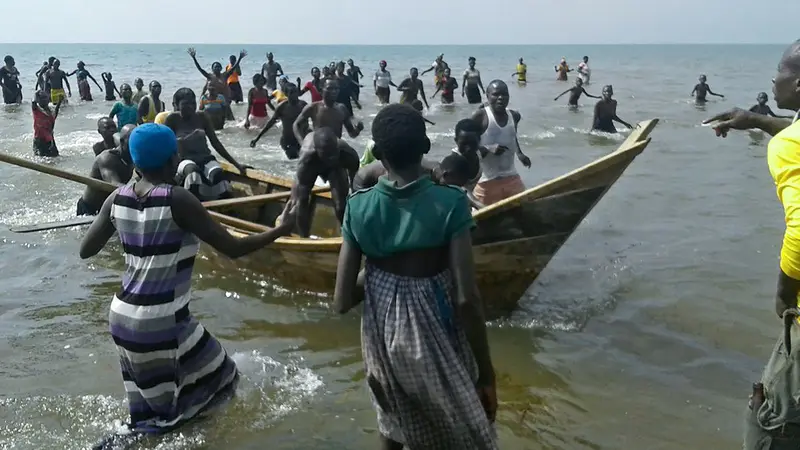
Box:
[0,350,323,449]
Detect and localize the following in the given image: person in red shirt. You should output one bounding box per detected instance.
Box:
[244,74,274,130]
[298,67,323,102]
[31,90,63,157]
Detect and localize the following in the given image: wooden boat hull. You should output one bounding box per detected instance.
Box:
[210,119,659,311]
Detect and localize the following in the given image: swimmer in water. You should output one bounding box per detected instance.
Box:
[250,83,308,159]
[749,92,793,118]
[431,68,459,105]
[554,77,600,107]
[555,57,571,81]
[512,57,527,83]
[691,75,724,103]
[592,85,633,133]
[101,72,120,101]
[68,61,102,102]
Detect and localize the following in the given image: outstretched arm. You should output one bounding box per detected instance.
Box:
[582,88,601,99]
[250,103,283,146]
[613,114,633,129]
[87,72,102,90]
[187,48,211,79]
[293,103,314,144]
[708,86,724,98]
[554,89,571,101]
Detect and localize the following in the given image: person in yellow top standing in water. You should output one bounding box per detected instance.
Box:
[555,57,571,81]
[512,58,527,84]
[225,54,243,105]
[704,39,800,450]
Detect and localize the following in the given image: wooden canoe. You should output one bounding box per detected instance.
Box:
[208,119,659,311]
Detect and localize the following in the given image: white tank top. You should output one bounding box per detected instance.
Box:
[478,107,519,182]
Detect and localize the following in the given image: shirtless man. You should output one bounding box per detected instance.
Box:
[292,78,364,145]
[397,67,428,108]
[261,52,284,92]
[471,80,532,206]
[336,61,362,117]
[346,58,364,102]
[691,75,724,103]
[554,77,600,107]
[46,59,71,105]
[35,57,56,93]
[749,92,792,118]
[249,83,308,159]
[289,128,358,236]
[592,85,633,133]
[92,117,118,156]
[77,124,135,216]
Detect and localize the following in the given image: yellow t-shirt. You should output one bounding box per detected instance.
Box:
[768,120,800,289]
[516,63,527,82]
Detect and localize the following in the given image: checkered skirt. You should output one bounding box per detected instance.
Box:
[361,264,498,449]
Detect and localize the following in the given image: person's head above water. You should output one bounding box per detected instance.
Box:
[52,59,60,70]
[253,73,266,88]
[583,56,589,63]
[4,55,14,67]
[120,83,133,101]
[267,52,274,62]
[77,61,85,69]
[312,127,340,167]
[757,92,769,105]
[35,90,48,107]
[105,72,113,80]
[97,117,118,138]
[211,62,222,74]
[439,152,472,187]
[468,57,476,68]
[602,85,614,100]
[336,61,346,75]
[519,57,524,64]
[443,68,451,78]
[772,40,800,111]
[410,99,424,112]
[279,74,289,87]
[311,66,320,78]
[322,66,331,77]
[128,123,179,176]
[575,77,584,87]
[173,87,197,117]
[699,74,707,83]
[149,81,162,97]
[454,118,482,153]
[134,78,144,90]
[347,58,354,66]
[207,83,219,97]
[285,83,299,102]
[486,80,509,112]
[410,67,419,79]
[322,78,339,103]
[379,60,387,70]
[229,55,237,64]
[371,103,430,172]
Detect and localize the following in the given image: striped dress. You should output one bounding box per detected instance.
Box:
[108,184,238,432]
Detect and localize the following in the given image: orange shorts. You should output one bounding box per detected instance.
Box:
[472,175,525,206]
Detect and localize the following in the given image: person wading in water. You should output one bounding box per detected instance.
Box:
[397,67,428,109]
[749,91,793,118]
[77,124,136,216]
[292,78,364,145]
[31,90,63,157]
[704,39,800,450]
[261,52,284,92]
[46,59,71,105]
[92,117,117,156]
[137,81,165,124]
[298,67,324,103]
[334,103,497,450]
[132,78,147,103]
[80,123,297,450]
[555,57,571,81]
[373,60,396,104]
[431,67,459,105]
[244,74,274,130]
[462,57,485,105]
[471,80,532,206]
[68,61,102,101]
[554,77,600,108]
[0,55,23,105]
[691,74,724,104]
[101,72,120,101]
[346,58,365,103]
[188,48,245,122]
[225,54,244,104]
[250,83,308,159]
[592,85,633,133]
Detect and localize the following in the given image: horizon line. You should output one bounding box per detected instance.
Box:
[0,42,789,46]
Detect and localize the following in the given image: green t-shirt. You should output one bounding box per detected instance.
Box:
[342,175,475,259]
[360,140,376,167]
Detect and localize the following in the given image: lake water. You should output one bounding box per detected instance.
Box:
[0,43,791,449]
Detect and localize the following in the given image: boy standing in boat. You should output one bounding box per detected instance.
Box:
[78,124,136,216]
[334,103,497,450]
[471,80,531,206]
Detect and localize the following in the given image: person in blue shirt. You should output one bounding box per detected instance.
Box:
[109,84,138,128]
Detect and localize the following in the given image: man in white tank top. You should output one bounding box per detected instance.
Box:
[470,80,531,205]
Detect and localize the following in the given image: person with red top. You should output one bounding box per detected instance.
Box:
[298,67,323,102]
[244,74,274,130]
[31,90,63,157]
[431,67,459,104]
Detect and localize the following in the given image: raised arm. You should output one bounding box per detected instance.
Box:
[187,47,211,79]
[221,50,247,78]
[171,186,295,258]
[554,88,571,101]
[582,88,601,99]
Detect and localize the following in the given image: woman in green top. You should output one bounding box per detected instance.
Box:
[334,104,497,450]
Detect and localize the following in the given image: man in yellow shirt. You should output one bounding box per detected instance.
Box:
[705,40,800,449]
[512,57,527,84]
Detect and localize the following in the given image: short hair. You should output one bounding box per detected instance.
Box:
[4,55,13,63]
[371,104,429,171]
[439,153,471,184]
[173,87,196,105]
[410,99,424,111]
[252,73,264,85]
[455,118,481,136]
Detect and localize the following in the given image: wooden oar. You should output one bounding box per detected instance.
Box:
[0,152,276,231]
[10,216,96,233]
[202,185,330,209]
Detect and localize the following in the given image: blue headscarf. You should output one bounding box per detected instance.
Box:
[128,123,178,171]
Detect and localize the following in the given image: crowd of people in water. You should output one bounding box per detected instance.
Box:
[1,46,797,449]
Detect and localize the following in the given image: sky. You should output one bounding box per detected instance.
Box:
[3,0,799,45]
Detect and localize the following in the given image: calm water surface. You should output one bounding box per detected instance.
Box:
[0,44,790,449]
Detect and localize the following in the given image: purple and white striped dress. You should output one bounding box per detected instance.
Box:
[108,183,238,432]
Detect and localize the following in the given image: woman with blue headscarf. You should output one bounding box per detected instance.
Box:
[79,124,296,446]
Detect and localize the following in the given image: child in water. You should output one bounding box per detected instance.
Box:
[199,84,227,130]
[749,92,793,118]
[101,72,120,101]
[31,90,63,157]
[439,152,485,210]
